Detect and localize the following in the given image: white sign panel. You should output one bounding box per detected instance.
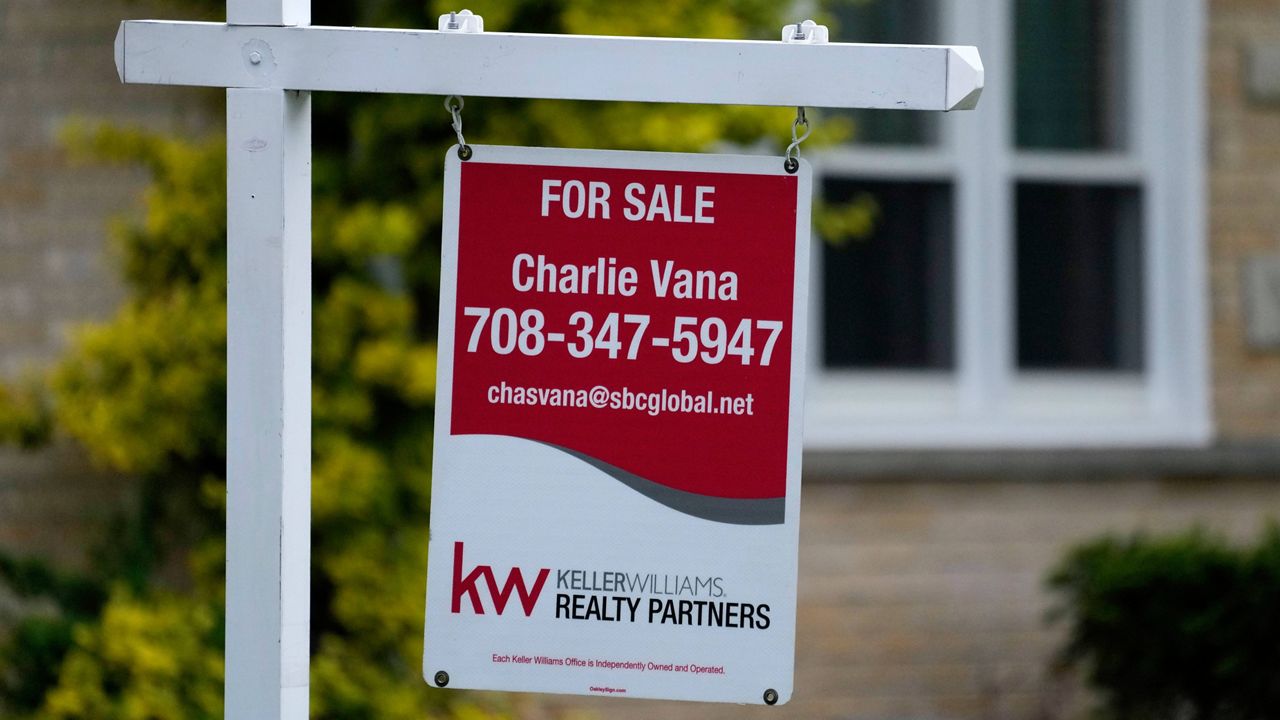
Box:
[424,145,810,705]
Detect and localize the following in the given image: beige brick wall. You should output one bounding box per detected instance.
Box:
[0,0,210,563]
[1209,0,1280,439]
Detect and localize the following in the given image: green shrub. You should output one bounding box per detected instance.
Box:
[1048,526,1280,720]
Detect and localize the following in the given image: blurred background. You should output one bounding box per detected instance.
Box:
[1,0,1278,718]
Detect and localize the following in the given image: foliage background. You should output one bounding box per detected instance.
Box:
[0,1,859,717]
[1048,528,1280,720]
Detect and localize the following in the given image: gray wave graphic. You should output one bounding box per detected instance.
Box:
[541,443,784,526]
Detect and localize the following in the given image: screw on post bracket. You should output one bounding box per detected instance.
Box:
[437,9,484,33]
[763,688,779,705]
[781,19,829,44]
[433,670,450,687]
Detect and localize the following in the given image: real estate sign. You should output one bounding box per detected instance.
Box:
[423,144,810,705]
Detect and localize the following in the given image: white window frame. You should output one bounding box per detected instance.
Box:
[805,0,1210,449]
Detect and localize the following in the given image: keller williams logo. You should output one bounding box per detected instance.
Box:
[451,541,550,616]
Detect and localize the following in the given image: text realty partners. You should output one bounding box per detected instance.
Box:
[452,540,772,672]
[453,542,772,628]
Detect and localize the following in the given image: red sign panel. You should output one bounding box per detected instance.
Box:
[451,161,797,505]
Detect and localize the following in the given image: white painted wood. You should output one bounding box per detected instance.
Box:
[113,21,984,110]
[228,0,308,27]
[945,47,984,110]
[984,0,1016,413]
[225,87,312,720]
[949,0,997,420]
[1152,0,1212,439]
[1137,0,1172,420]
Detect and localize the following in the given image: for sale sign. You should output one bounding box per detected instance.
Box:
[423,145,810,705]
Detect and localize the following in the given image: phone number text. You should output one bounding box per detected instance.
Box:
[461,307,785,366]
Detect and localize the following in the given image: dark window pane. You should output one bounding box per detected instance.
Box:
[827,0,939,145]
[1016,183,1143,371]
[1015,0,1127,150]
[822,180,954,369]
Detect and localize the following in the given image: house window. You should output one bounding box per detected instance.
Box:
[821,178,954,371]
[1015,183,1143,372]
[807,0,1209,448]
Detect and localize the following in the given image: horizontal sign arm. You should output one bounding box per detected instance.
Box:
[114,21,983,111]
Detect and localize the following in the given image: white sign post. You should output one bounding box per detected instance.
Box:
[113,4,982,718]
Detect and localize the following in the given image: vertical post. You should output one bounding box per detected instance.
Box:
[228,0,309,27]
[225,86,312,718]
[224,3,310,717]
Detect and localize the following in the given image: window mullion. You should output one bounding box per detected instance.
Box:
[1137,0,1209,437]
[958,0,1014,417]
[1136,0,1170,415]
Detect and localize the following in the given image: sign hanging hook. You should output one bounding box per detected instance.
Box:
[779,18,825,174]
[445,95,472,160]
[783,106,810,174]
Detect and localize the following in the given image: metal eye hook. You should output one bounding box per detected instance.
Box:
[784,106,810,173]
[444,95,472,160]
